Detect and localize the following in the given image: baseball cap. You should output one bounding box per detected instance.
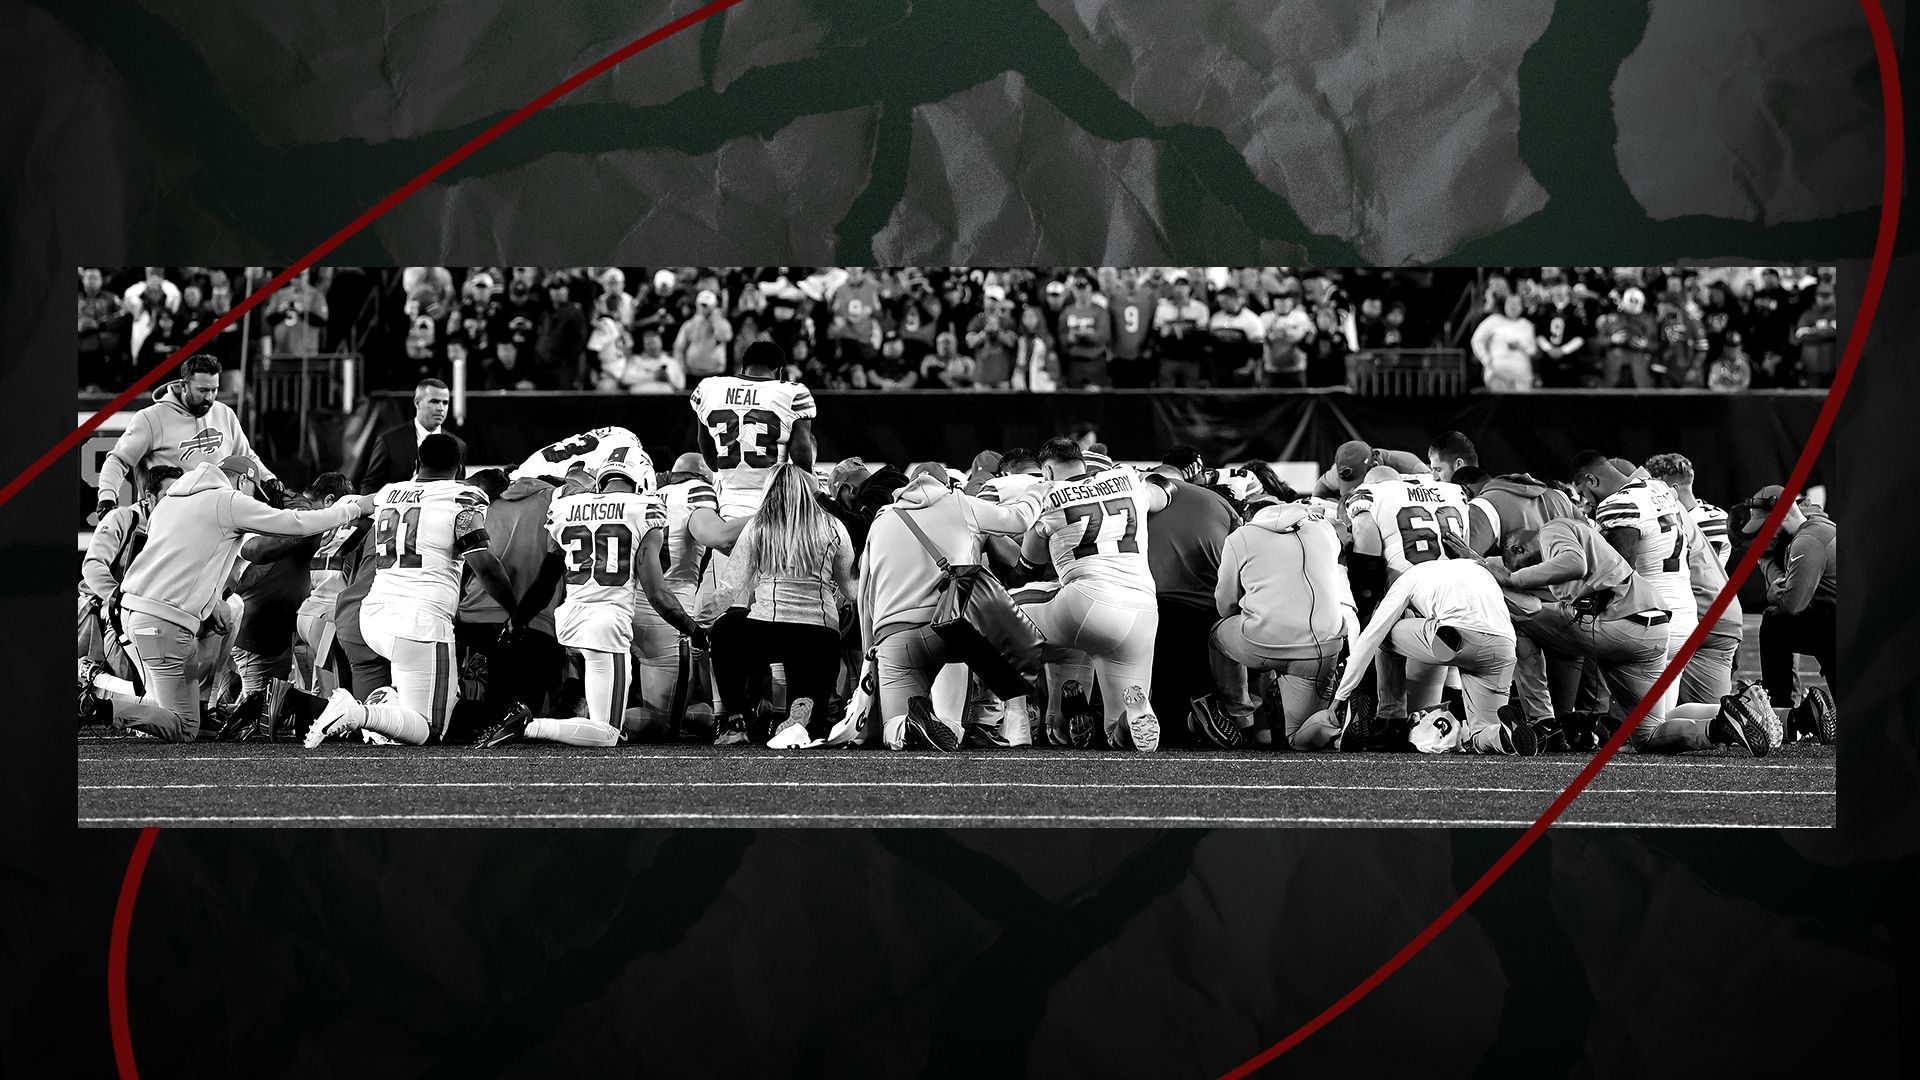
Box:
[1333,440,1374,482]
[218,454,262,489]
[963,450,1004,495]
[1738,484,1790,534]
[829,456,871,491]
[469,271,496,292]
[696,288,719,307]
[1044,280,1066,297]
[982,284,1007,303]
[908,461,953,486]
[1169,269,1191,284]
[652,269,677,293]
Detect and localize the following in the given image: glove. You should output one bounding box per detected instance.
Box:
[94,497,117,524]
[257,476,290,508]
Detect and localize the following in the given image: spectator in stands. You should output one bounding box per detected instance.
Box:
[1596,287,1658,388]
[1302,274,1356,387]
[674,288,734,388]
[123,268,181,365]
[1259,289,1314,388]
[1057,270,1113,388]
[357,379,464,494]
[593,267,635,329]
[1472,292,1538,393]
[1107,268,1158,388]
[1532,278,1591,387]
[965,285,1019,389]
[79,267,128,392]
[264,268,329,360]
[1655,291,1709,388]
[1012,303,1060,391]
[533,273,589,388]
[828,267,883,375]
[481,319,541,390]
[623,327,684,394]
[1154,271,1209,387]
[710,464,858,745]
[1207,285,1265,386]
[1745,268,1798,383]
[895,269,942,365]
[1792,281,1840,387]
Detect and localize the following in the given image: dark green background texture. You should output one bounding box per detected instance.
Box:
[2,1,1915,1076]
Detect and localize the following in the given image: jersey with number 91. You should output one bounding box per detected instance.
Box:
[1034,467,1157,598]
[364,479,490,641]
[1347,475,1470,577]
[545,489,667,652]
[689,376,816,517]
[1595,478,1692,613]
[517,426,646,484]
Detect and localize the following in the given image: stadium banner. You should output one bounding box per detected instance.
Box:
[355,388,1832,512]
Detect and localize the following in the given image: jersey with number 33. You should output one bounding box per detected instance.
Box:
[545,489,667,652]
[516,426,647,484]
[1347,475,1470,577]
[1033,467,1157,599]
[689,376,816,517]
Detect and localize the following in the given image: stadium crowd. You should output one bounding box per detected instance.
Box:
[78,348,1839,761]
[80,265,1840,396]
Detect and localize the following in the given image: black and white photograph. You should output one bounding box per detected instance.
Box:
[73,264,1838,827]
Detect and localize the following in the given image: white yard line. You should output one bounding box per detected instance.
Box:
[80,781,1834,795]
[76,812,1828,828]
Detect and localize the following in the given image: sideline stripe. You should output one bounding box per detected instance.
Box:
[78,813,1827,828]
[80,781,1834,796]
[76,753,1836,770]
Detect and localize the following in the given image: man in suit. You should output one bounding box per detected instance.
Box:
[357,378,464,494]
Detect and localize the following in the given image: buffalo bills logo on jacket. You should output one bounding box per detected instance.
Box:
[179,428,223,459]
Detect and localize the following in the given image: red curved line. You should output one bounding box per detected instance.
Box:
[92,6,746,1078]
[1219,3,1903,1075]
[108,827,158,1080]
[0,0,746,514]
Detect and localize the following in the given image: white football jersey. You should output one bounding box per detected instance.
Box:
[689,376,817,517]
[363,479,489,641]
[517,426,648,484]
[1595,478,1693,613]
[298,519,362,619]
[1346,474,1470,576]
[1689,500,1732,569]
[1033,467,1158,597]
[656,476,721,603]
[546,489,668,653]
[977,472,1045,506]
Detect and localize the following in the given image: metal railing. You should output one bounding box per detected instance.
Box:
[1346,348,1469,397]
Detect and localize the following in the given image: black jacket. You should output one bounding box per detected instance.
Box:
[357,422,466,494]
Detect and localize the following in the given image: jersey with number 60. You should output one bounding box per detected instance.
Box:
[364,479,490,639]
[517,426,646,484]
[689,376,816,517]
[1346,475,1470,577]
[1033,467,1157,598]
[545,489,667,652]
[1595,478,1693,614]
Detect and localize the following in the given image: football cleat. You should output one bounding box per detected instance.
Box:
[1060,681,1098,750]
[1191,697,1246,751]
[1793,686,1837,746]
[1500,704,1539,757]
[1710,684,1771,758]
[1335,699,1378,752]
[712,713,749,747]
[303,688,363,748]
[77,658,106,726]
[476,703,532,749]
[905,696,960,753]
[775,697,814,739]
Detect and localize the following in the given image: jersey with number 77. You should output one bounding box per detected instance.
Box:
[1031,467,1163,597]
[1347,474,1470,578]
[689,376,817,517]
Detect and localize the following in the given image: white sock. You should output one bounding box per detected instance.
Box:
[1667,703,1720,722]
[527,716,621,747]
[92,672,139,700]
[359,703,429,745]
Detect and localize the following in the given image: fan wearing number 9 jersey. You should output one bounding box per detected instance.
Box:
[1345,467,1471,579]
[690,369,817,519]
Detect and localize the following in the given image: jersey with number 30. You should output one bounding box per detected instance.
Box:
[364,479,489,641]
[1595,478,1692,614]
[1033,467,1157,598]
[1347,475,1470,577]
[689,376,816,517]
[517,426,646,484]
[546,489,667,652]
